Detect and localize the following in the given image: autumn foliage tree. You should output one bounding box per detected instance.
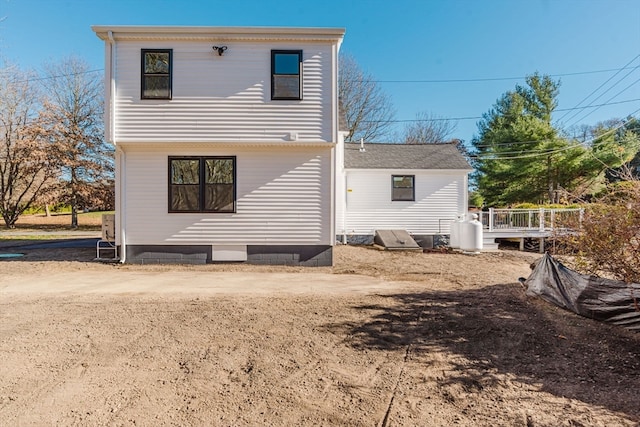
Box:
[40,57,113,228]
[0,66,59,228]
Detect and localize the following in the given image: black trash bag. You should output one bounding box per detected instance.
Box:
[524,253,640,331]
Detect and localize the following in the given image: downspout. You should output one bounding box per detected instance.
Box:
[343,171,348,244]
[107,31,116,145]
[330,41,339,247]
[107,30,126,263]
[120,146,127,263]
[463,171,469,214]
[333,37,349,245]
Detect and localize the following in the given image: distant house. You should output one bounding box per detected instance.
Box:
[92,25,345,265]
[335,142,472,246]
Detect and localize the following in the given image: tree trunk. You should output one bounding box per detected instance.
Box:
[45,204,50,217]
[70,172,78,229]
[547,155,554,203]
[71,204,78,229]
[2,212,17,229]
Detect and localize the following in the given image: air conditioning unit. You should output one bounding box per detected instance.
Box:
[102,214,116,242]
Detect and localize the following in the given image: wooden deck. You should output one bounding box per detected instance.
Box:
[477,208,583,252]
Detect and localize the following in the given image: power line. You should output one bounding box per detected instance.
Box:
[472,144,582,160]
[1,69,104,84]
[364,115,481,123]
[366,65,640,84]
[1,62,637,135]
[478,109,639,159]
[362,98,640,124]
[26,69,103,83]
[0,63,636,85]
[472,108,640,160]
[557,55,640,126]
[565,77,640,127]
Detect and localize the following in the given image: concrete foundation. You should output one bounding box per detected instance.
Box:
[125,244,333,266]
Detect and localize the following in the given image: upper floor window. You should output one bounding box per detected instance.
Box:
[392,175,415,201]
[142,49,172,99]
[169,156,236,213]
[271,50,302,100]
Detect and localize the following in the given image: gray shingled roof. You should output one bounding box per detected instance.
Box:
[344,142,472,170]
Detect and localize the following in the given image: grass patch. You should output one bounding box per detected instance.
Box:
[0,234,97,241]
[1,211,113,231]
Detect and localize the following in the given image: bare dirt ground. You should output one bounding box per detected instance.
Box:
[1,217,639,426]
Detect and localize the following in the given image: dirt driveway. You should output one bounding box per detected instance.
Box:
[1,244,639,426]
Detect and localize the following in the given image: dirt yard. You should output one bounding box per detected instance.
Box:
[1,232,639,426]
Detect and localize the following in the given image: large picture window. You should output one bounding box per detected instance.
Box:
[169,157,236,213]
[271,50,302,100]
[142,49,172,99]
[392,175,415,201]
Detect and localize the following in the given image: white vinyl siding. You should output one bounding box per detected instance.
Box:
[341,169,467,235]
[122,144,331,245]
[113,41,331,142]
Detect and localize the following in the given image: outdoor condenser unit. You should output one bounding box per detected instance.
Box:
[101,214,116,242]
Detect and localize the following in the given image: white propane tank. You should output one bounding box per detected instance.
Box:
[460,213,483,253]
[449,214,465,249]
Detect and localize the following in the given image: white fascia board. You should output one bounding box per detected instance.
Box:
[91,25,345,43]
[112,141,337,150]
[343,168,472,174]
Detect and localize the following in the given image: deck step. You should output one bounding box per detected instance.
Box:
[482,236,500,251]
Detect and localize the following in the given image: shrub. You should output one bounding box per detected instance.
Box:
[556,180,640,283]
[512,202,582,210]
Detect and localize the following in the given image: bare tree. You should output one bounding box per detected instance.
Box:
[403,111,458,144]
[40,56,113,228]
[0,65,58,228]
[339,53,395,142]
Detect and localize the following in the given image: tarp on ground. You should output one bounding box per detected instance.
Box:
[524,253,640,331]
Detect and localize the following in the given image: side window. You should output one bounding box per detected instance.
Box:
[169,157,236,213]
[271,50,302,100]
[142,49,172,99]
[392,175,415,201]
[204,158,235,212]
[169,158,200,212]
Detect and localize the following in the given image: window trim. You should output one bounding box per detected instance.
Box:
[168,156,237,213]
[141,49,173,100]
[391,175,415,202]
[271,49,303,101]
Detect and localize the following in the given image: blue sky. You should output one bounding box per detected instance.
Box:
[1,0,639,145]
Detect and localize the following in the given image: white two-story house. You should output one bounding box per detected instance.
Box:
[92,26,345,265]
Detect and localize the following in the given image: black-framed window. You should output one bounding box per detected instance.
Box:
[392,175,415,201]
[271,50,302,100]
[169,157,236,213]
[142,49,172,99]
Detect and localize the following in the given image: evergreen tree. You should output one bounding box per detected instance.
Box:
[472,73,587,206]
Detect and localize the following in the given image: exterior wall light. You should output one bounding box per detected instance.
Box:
[212,46,228,56]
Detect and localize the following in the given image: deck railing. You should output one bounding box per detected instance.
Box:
[478,208,583,232]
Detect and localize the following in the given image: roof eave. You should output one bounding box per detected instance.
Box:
[91,25,345,43]
[344,166,473,172]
